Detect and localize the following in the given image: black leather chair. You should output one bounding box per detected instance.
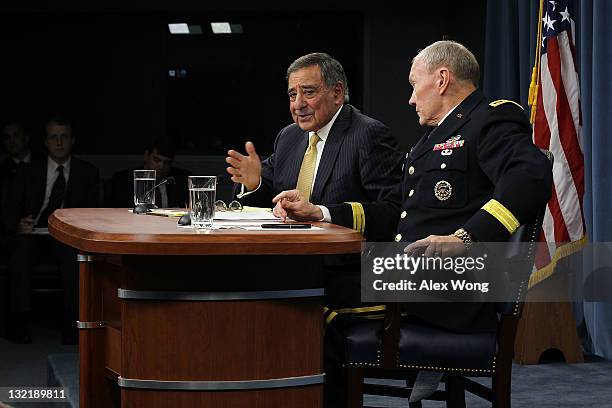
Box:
[338,175,550,408]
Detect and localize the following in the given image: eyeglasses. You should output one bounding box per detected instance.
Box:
[214,200,243,212]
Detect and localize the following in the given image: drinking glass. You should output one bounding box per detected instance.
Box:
[133,169,156,206]
[188,176,217,229]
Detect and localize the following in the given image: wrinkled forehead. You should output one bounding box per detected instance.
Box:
[409,57,434,82]
[287,65,323,89]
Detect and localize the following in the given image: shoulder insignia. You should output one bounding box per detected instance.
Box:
[489,99,524,110]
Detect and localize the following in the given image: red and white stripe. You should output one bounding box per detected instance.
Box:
[532,27,585,272]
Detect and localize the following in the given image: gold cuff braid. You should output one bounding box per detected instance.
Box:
[345,202,365,234]
[482,199,520,234]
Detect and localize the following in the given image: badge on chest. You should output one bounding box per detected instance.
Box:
[434,180,452,201]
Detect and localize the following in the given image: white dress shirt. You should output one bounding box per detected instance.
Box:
[12,152,31,165]
[35,157,71,225]
[239,105,344,222]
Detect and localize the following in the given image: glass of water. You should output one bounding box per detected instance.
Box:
[133,169,156,206]
[188,176,216,229]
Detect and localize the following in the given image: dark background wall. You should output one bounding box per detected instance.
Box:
[0,2,486,157]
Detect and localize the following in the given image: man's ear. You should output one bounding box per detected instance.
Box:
[437,68,451,95]
[334,82,345,103]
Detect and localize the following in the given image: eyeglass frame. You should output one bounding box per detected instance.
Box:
[214,200,243,212]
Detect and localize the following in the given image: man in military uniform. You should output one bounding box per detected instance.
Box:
[273,40,552,404]
[274,40,551,330]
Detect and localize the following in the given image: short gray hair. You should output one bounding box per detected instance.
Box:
[287,52,350,103]
[413,41,480,87]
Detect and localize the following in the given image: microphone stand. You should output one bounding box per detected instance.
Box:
[133,176,175,214]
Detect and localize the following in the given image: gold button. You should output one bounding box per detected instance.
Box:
[405,153,410,159]
[409,189,414,197]
[400,211,407,219]
[408,166,415,175]
[441,163,447,169]
[395,234,402,242]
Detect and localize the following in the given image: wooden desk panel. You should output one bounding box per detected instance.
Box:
[49,208,363,408]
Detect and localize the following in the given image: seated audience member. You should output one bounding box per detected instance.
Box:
[106,139,191,208]
[1,120,35,208]
[1,121,32,253]
[2,116,100,344]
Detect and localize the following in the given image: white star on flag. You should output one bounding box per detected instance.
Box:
[549,1,557,11]
[560,7,571,22]
[543,13,556,31]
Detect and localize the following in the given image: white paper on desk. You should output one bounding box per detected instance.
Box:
[177,220,277,229]
[214,210,277,221]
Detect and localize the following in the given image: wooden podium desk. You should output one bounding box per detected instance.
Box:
[48,208,363,408]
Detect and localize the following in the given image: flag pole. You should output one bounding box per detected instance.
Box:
[529,0,544,124]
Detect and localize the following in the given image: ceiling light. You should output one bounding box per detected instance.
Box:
[211,22,232,34]
[168,23,189,34]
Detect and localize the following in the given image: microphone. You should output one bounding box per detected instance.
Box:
[133,176,176,214]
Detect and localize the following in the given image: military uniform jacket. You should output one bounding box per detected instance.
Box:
[390,89,552,244]
[329,90,552,332]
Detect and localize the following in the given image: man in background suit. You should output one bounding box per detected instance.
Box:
[106,139,191,208]
[2,116,99,344]
[226,52,403,240]
[1,121,34,209]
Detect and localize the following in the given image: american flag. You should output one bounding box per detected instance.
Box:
[530,0,586,286]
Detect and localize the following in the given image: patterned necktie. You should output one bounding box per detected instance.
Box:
[296,132,320,202]
[37,165,66,227]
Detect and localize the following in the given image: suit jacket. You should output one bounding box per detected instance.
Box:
[331,90,553,332]
[1,157,22,211]
[0,153,43,210]
[106,166,191,208]
[238,104,404,240]
[3,156,100,233]
[0,157,23,236]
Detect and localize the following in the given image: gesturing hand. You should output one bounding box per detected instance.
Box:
[226,141,262,191]
[272,189,323,222]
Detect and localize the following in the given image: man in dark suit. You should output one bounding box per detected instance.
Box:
[226,52,404,240]
[277,41,553,404]
[106,139,191,208]
[226,53,404,407]
[1,121,35,209]
[2,116,99,344]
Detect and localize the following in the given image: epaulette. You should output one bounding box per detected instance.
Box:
[489,99,524,110]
